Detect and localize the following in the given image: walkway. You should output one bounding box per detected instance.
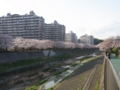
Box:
[110,54,120,75]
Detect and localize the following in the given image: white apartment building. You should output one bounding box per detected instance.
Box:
[65,31,78,43]
[45,21,65,41]
[0,11,45,40]
[80,34,94,45]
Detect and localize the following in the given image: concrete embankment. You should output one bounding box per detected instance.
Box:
[0,48,98,63]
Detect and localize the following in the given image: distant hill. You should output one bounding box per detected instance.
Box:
[94,38,103,45]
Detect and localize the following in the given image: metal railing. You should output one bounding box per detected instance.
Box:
[104,55,120,90]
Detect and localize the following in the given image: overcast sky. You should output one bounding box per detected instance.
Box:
[0,0,120,40]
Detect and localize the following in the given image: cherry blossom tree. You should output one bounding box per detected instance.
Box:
[98,36,120,51]
[0,35,95,51]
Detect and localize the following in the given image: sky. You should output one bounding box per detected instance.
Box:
[0,0,120,40]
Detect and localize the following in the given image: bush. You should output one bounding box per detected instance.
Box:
[71,63,77,66]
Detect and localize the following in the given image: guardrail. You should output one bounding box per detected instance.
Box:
[104,55,120,90]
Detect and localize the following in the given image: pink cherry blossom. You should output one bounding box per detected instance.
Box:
[0,34,95,51]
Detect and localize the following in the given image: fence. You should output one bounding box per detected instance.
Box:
[104,55,120,90]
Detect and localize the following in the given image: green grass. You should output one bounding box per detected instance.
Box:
[26,78,48,90]
[79,56,92,61]
[77,55,103,90]
[54,68,69,76]
[95,81,100,90]
[79,87,83,90]
[0,58,42,73]
[26,77,61,90]
[0,50,98,73]
[47,87,54,90]
[71,63,78,66]
[0,53,72,73]
[49,54,103,90]
[81,54,103,64]
[0,49,99,90]
[81,76,85,81]
[95,65,102,90]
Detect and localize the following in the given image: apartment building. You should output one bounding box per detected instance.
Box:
[80,34,94,45]
[0,11,45,40]
[45,21,65,41]
[65,31,78,43]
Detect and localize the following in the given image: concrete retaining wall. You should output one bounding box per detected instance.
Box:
[0,48,97,63]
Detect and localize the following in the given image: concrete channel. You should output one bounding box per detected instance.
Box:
[39,53,97,90]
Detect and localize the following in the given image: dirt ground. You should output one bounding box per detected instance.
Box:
[0,51,100,90]
[0,67,51,90]
[89,58,103,90]
[54,57,104,90]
